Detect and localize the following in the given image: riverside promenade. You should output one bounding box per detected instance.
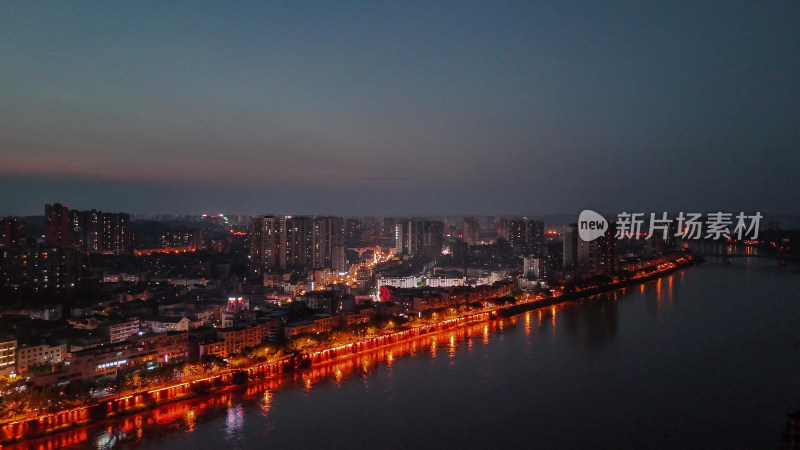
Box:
[0,253,695,444]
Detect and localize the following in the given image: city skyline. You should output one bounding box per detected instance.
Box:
[0,2,798,447]
[2,1,798,216]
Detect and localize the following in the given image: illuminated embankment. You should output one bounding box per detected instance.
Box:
[0,312,492,444]
[500,256,694,317]
[8,316,517,449]
[0,254,694,444]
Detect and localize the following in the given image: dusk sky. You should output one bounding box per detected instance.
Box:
[1,1,798,217]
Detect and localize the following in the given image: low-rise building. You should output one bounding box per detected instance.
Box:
[425,277,465,288]
[0,305,63,321]
[380,281,514,314]
[68,314,104,330]
[102,273,147,283]
[31,332,190,385]
[16,343,66,373]
[130,331,189,366]
[0,339,17,375]
[142,316,191,334]
[517,277,540,291]
[259,312,287,341]
[198,324,269,359]
[56,342,142,383]
[113,288,149,303]
[376,276,422,289]
[340,307,375,327]
[105,317,140,343]
[284,314,338,338]
[282,320,315,338]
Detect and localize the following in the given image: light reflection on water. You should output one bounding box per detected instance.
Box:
[11,258,800,449]
[14,315,525,449]
[225,404,244,440]
[260,390,271,414]
[184,409,195,433]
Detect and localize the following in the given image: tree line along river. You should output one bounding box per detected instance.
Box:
[9,255,800,449]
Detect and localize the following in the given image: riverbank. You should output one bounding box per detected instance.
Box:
[7,318,502,449]
[0,254,695,444]
[499,256,694,317]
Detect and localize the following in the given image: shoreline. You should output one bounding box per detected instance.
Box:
[0,255,695,444]
[498,258,692,317]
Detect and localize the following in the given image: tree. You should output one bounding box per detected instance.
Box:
[231,371,248,385]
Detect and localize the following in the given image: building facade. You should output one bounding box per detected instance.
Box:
[0,339,17,376]
[394,220,443,259]
[45,203,70,249]
[250,216,345,274]
[461,218,479,245]
[16,343,66,374]
[0,247,80,293]
[0,218,26,249]
[69,209,131,254]
[106,318,141,343]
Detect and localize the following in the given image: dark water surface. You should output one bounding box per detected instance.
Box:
[42,258,800,448]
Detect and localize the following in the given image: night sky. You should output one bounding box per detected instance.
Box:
[1,1,798,216]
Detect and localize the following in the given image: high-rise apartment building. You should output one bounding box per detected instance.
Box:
[69,209,131,254]
[311,216,345,271]
[250,216,345,274]
[285,216,313,269]
[395,220,443,259]
[250,216,287,275]
[563,222,616,275]
[508,218,527,251]
[508,218,544,255]
[0,247,80,293]
[345,218,364,247]
[527,219,545,255]
[0,218,26,249]
[461,218,479,245]
[563,223,578,269]
[588,223,616,275]
[497,218,510,240]
[45,203,70,249]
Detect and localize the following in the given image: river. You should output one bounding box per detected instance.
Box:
[20,256,800,448]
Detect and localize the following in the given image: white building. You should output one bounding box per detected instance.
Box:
[471,271,510,287]
[103,273,146,283]
[523,255,543,278]
[517,277,534,291]
[142,317,191,334]
[16,343,67,373]
[424,277,465,288]
[107,318,140,343]
[376,276,422,289]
